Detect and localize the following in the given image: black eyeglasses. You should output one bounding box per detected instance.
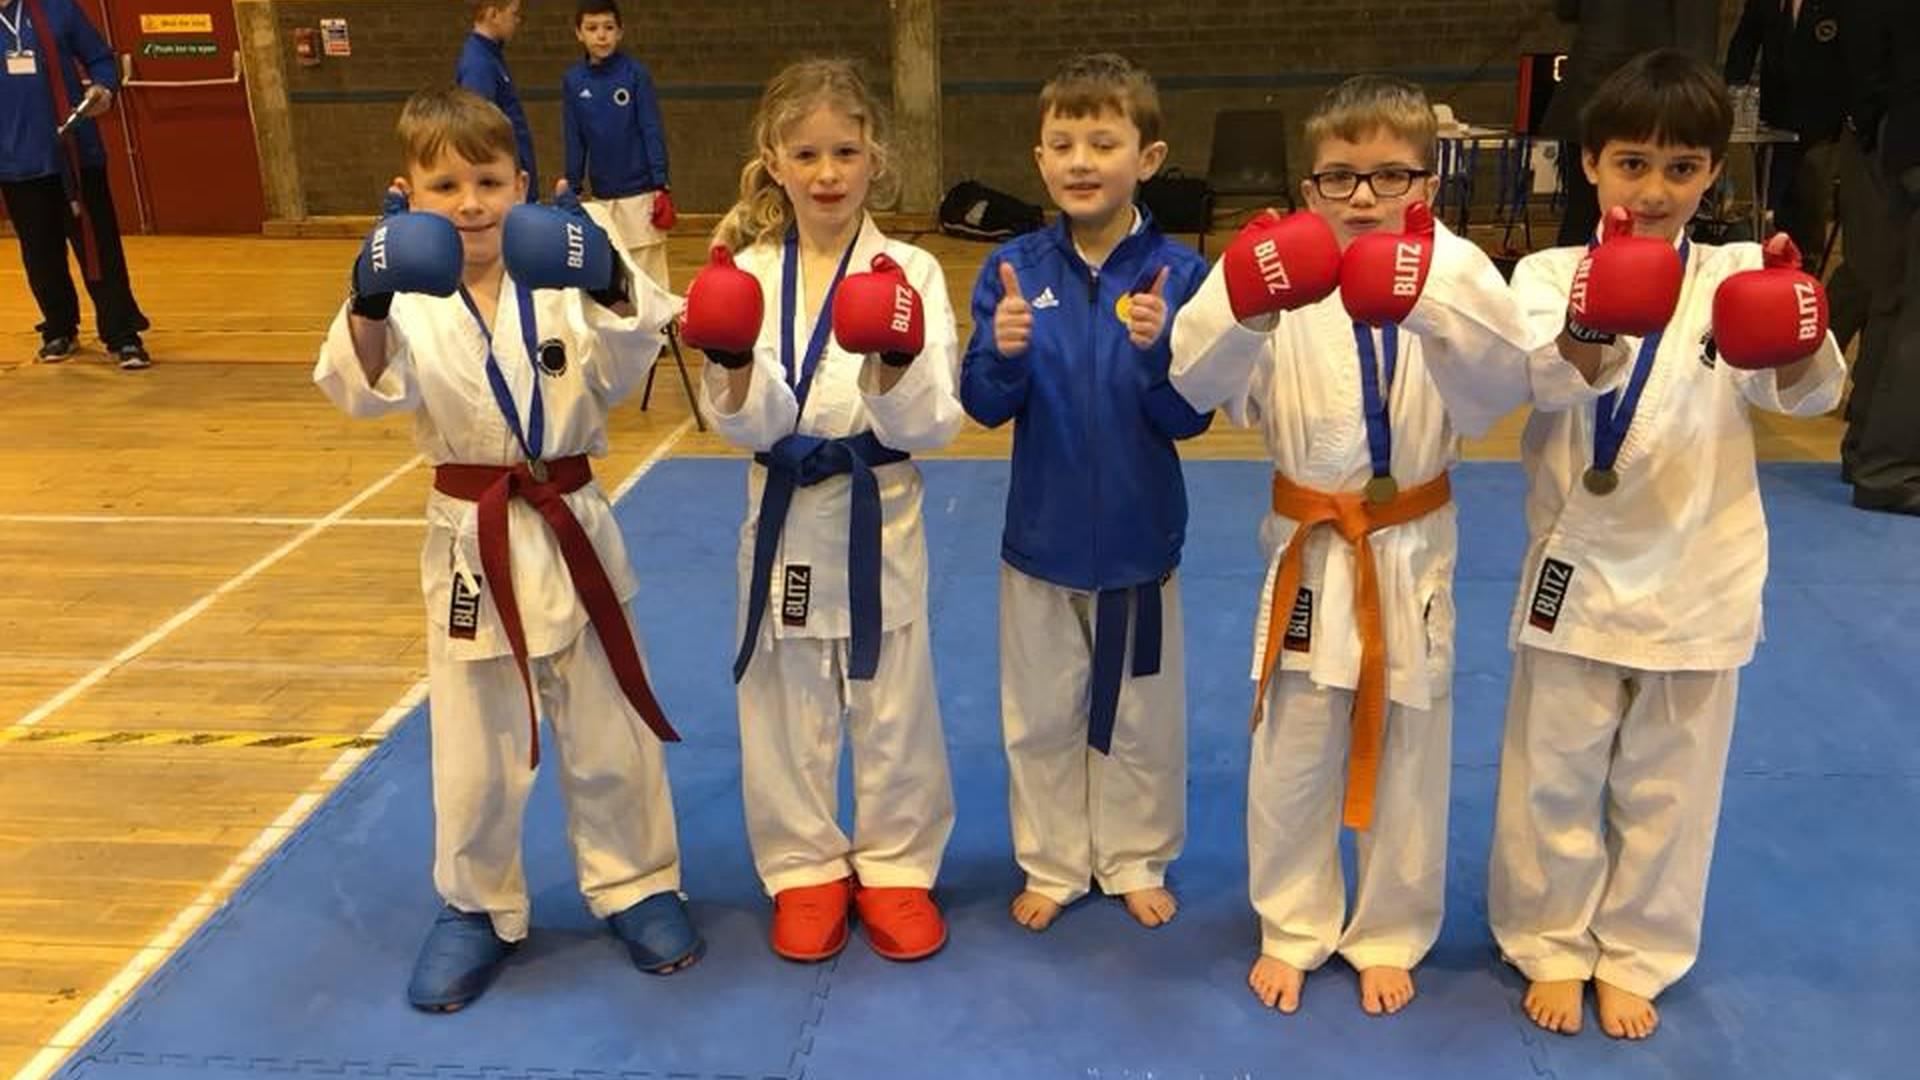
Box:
[1308,167,1433,201]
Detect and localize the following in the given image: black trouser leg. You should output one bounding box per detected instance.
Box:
[69,167,149,348]
[1837,134,1906,472]
[1,174,84,342]
[1851,167,1920,505]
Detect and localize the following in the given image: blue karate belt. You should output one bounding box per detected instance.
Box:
[1088,580,1164,755]
[733,430,910,683]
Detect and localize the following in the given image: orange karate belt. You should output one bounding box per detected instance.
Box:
[433,455,678,769]
[1253,470,1452,830]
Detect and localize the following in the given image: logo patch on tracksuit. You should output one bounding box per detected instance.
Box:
[782,565,811,626]
[613,87,631,107]
[1283,587,1313,652]
[1031,286,1060,310]
[449,571,484,639]
[1528,557,1575,632]
[538,339,568,376]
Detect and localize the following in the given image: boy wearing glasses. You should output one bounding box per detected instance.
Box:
[1171,75,1535,1017]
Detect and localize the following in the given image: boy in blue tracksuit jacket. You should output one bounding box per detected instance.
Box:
[456,0,537,202]
[562,0,675,287]
[961,53,1210,934]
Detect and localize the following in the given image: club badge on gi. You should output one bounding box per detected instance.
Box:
[1527,557,1575,632]
[538,339,568,376]
[781,565,811,626]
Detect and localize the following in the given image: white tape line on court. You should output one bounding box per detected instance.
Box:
[12,417,694,1080]
[7,453,426,733]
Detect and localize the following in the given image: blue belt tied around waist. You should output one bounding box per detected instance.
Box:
[1089,579,1164,754]
[733,430,910,684]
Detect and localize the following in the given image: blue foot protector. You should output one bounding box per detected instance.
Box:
[607,891,705,974]
[406,906,518,1012]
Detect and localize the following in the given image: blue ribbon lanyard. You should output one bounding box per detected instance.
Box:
[1591,239,1690,478]
[779,225,861,419]
[1352,322,1400,501]
[459,280,546,477]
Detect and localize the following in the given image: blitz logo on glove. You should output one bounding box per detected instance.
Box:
[890,284,916,335]
[1568,258,1595,321]
[1392,243,1424,297]
[1254,239,1293,295]
[1793,280,1821,344]
[368,226,390,275]
[566,222,587,271]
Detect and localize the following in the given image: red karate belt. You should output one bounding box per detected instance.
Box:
[433,454,678,768]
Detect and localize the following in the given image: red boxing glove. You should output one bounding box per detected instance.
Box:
[1565,206,1683,343]
[1221,209,1341,323]
[1712,233,1829,370]
[1340,201,1436,326]
[650,189,677,232]
[681,245,762,368]
[833,253,924,366]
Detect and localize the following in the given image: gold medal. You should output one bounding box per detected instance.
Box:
[1114,293,1133,325]
[1582,466,1618,496]
[1364,475,1399,504]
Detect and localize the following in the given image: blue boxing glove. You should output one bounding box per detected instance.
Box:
[503,184,629,308]
[349,188,463,320]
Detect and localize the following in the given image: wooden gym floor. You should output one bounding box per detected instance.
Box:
[0,229,1842,1080]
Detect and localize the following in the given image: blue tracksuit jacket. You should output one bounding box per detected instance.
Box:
[960,209,1212,592]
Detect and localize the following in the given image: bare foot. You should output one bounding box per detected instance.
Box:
[1009,890,1062,931]
[1248,954,1306,1013]
[1357,966,1415,1015]
[1121,886,1177,928]
[1594,979,1659,1040]
[1523,979,1586,1035]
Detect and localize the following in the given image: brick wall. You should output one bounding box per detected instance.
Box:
[275,0,1743,216]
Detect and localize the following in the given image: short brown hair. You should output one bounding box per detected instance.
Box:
[1581,49,1733,163]
[1038,53,1162,145]
[397,86,518,171]
[1303,75,1438,170]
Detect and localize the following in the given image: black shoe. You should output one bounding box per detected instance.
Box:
[114,342,152,371]
[36,336,76,363]
[1851,485,1920,516]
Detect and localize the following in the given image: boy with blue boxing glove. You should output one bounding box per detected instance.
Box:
[317,85,699,1013]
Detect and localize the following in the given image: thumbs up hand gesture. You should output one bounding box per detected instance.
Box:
[994,260,1034,358]
[1126,265,1172,349]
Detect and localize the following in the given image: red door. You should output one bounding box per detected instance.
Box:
[93,0,265,233]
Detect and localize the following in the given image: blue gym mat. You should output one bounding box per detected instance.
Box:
[55,459,1920,1079]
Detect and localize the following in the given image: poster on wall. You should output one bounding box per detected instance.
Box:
[320,18,351,57]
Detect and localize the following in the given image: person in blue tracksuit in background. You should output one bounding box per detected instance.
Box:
[0,0,151,368]
[960,52,1210,936]
[456,0,537,202]
[562,0,675,287]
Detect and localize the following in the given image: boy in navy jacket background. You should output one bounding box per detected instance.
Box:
[960,53,1210,935]
[562,0,675,287]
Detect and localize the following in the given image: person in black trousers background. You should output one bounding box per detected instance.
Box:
[0,0,151,369]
